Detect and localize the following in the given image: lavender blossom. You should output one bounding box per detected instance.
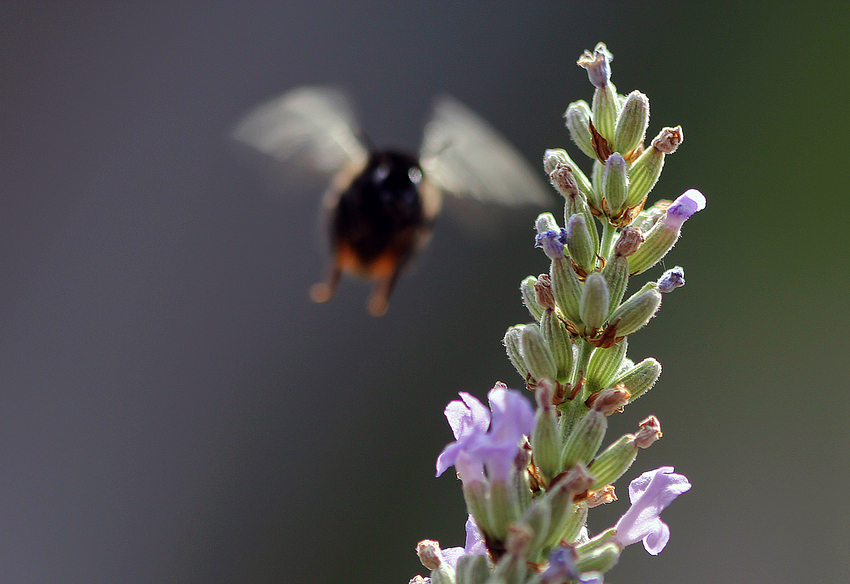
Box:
[436,384,534,483]
[612,467,692,555]
[535,229,568,260]
[663,189,706,231]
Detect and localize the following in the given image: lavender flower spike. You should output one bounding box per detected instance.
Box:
[663,189,706,231]
[613,466,692,555]
[440,515,487,570]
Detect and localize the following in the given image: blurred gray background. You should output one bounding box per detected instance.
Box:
[1,1,848,583]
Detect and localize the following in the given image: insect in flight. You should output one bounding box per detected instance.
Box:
[232,86,550,316]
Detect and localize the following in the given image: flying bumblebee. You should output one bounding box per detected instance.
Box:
[232,87,550,316]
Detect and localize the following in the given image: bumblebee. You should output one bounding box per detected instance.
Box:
[233,87,549,316]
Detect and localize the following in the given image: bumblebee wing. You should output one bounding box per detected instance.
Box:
[231,86,369,174]
[419,95,552,206]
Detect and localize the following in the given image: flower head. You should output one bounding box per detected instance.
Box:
[657,266,685,293]
[663,189,706,231]
[535,229,568,260]
[435,384,534,483]
[613,466,691,555]
[577,42,613,88]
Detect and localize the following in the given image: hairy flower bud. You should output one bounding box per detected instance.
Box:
[532,380,563,482]
[585,338,628,395]
[600,254,628,316]
[540,309,573,382]
[592,84,620,144]
[536,212,560,235]
[567,214,596,274]
[550,257,583,326]
[610,357,662,403]
[521,275,544,321]
[613,90,649,155]
[564,101,596,159]
[503,325,529,381]
[588,434,638,489]
[561,409,607,469]
[546,149,593,199]
[602,152,629,216]
[579,272,610,332]
[520,324,558,383]
[607,283,662,338]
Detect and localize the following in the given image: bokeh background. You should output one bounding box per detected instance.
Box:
[2,2,848,583]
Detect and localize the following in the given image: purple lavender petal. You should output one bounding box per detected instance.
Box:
[613,466,691,555]
[436,393,491,477]
[663,189,706,231]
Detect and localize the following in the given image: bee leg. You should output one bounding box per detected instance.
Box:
[309,265,342,304]
[366,269,402,317]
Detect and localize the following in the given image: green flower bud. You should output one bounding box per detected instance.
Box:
[588,434,638,489]
[592,84,620,144]
[545,149,593,199]
[535,212,560,235]
[606,283,662,337]
[610,357,662,402]
[561,409,607,469]
[613,90,649,156]
[564,100,596,159]
[600,254,628,316]
[531,381,563,482]
[521,275,544,321]
[627,216,685,276]
[487,480,519,542]
[520,324,557,383]
[601,153,629,216]
[455,554,488,584]
[567,214,596,275]
[579,272,610,332]
[575,542,620,574]
[585,338,628,395]
[503,325,529,382]
[625,126,683,207]
[540,309,573,382]
[550,257,583,327]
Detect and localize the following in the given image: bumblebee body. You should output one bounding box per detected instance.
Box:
[312,151,441,315]
[233,87,549,316]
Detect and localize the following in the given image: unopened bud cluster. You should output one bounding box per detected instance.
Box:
[414,43,700,584]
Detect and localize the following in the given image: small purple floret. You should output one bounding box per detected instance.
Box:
[657,266,685,293]
[664,189,706,231]
[535,229,568,260]
[613,466,691,555]
[578,44,613,88]
[436,385,535,483]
